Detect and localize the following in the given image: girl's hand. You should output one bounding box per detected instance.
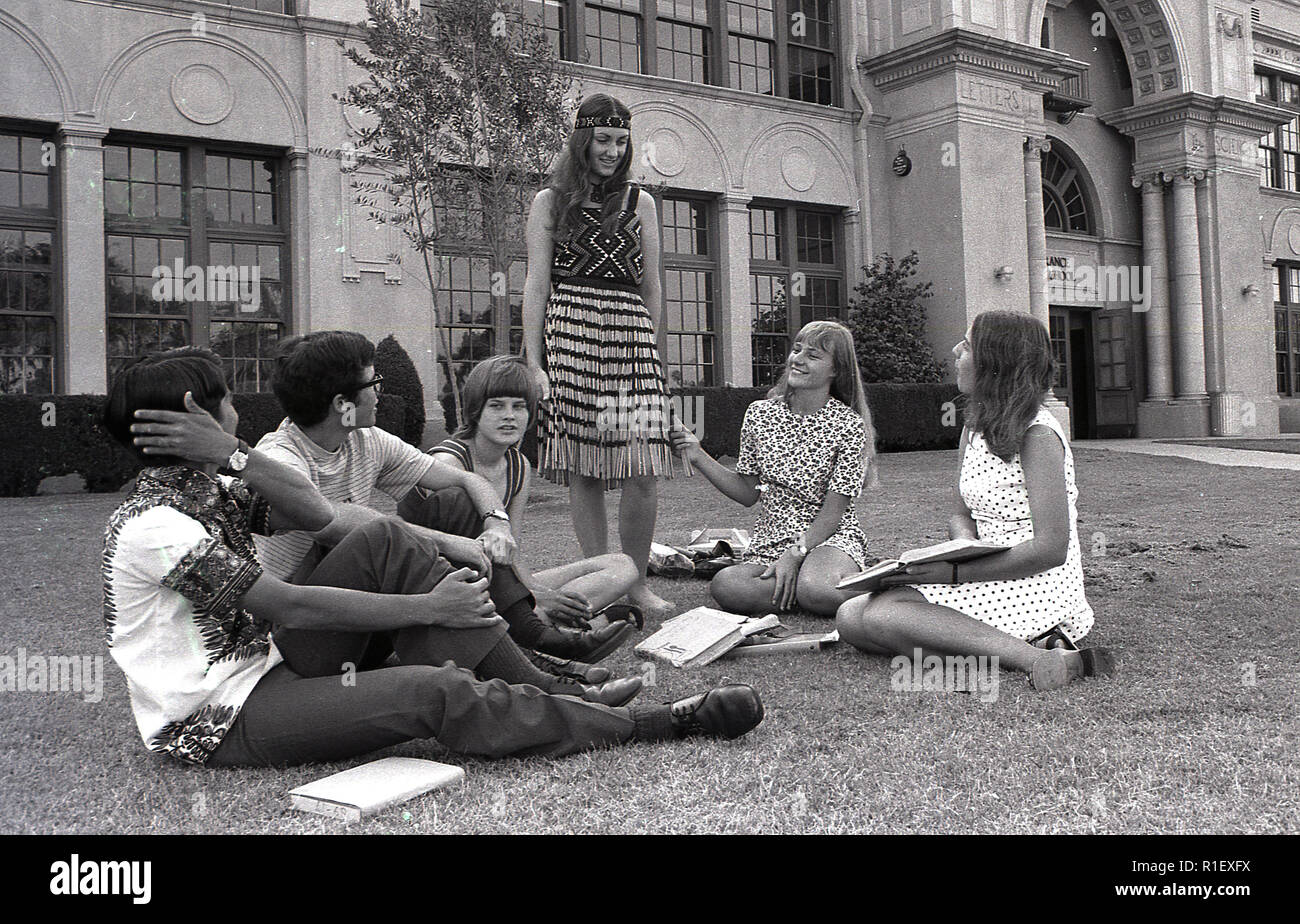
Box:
[669,423,701,461]
[760,549,802,611]
[880,561,955,586]
[534,586,593,627]
[478,521,517,565]
[530,364,551,403]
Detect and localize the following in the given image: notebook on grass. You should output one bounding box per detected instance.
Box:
[289,757,464,823]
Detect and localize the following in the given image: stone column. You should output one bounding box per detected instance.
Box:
[288,148,311,335]
[57,124,108,394]
[1024,135,1068,433]
[1169,169,1208,399]
[1134,173,1173,400]
[716,193,754,387]
[1023,136,1051,329]
[1196,170,1240,434]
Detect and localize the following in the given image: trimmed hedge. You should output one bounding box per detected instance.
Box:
[673,384,963,458]
[0,392,408,497]
[374,335,426,446]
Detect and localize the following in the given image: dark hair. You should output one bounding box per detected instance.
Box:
[547,94,633,242]
[102,348,229,466]
[455,354,540,440]
[964,309,1056,461]
[272,331,375,427]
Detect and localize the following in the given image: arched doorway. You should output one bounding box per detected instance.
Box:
[1043,144,1137,438]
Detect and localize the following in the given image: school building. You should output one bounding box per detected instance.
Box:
[3,0,1300,437]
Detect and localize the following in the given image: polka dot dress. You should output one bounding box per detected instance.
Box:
[913,407,1094,643]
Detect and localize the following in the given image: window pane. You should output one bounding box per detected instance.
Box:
[657,20,708,83]
[586,6,641,73]
[749,206,781,261]
[796,210,835,264]
[729,35,773,94]
[728,0,774,37]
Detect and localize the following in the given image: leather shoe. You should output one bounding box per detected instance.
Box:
[580,676,643,707]
[536,620,634,663]
[525,648,611,684]
[669,684,763,740]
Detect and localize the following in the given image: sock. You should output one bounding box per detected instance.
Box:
[475,637,583,696]
[498,598,548,649]
[629,704,676,742]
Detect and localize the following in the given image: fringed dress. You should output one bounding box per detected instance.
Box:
[540,183,679,489]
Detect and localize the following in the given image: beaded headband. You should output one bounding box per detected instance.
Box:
[575,114,630,130]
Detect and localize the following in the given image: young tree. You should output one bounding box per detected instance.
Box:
[338,0,576,427]
[846,251,945,384]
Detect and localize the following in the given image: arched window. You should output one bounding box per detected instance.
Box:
[1042,148,1093,234]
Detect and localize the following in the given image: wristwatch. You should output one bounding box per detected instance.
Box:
[483,508,511,525]
[792,534,809,560]
[226,439,250,473]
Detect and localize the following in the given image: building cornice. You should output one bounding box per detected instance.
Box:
[1102,92,1294,137]
[860,28,1087,94]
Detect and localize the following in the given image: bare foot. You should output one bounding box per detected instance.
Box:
[628,585,676,622]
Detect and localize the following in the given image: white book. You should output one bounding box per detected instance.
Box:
[634,607,781,668]
[724,629,840,658]
[835,538,1010,592]
[289,757,464,823]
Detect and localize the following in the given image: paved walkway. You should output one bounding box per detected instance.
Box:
[1075,437,1300,471]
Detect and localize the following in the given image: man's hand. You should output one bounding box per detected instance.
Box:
[880,561,955,587]
[534,586,592,627]
[131,392,237,464]
[760,549,802,611]
[437,534,492,579]
[478,519,517,565]
[422,567,503,629]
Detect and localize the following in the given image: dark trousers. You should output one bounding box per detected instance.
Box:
[208,518,643,767]
[398,486,547,647]
[271,516,508,677]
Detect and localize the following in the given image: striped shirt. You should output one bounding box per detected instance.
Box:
[253,420,434,580]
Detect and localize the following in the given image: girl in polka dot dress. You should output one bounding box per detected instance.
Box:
[836,310,1114,691]
[671,321,877,617]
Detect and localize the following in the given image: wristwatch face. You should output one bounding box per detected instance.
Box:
[228,450,249,473]
[486,509,510,522]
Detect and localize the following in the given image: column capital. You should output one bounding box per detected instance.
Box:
[1024,135,1051,157]
[718,192,753,211]
[1131,172,1167,189]
[57,123,108,145]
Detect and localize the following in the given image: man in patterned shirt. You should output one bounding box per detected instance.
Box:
[107,348,762,767]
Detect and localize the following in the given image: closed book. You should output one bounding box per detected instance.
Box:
[634,607,780,668]
[289,757,464,823]
[836,539,1010,592]
[724,628,840,658]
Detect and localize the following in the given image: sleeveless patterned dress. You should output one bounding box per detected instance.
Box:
[912,407,1095,643]
[541,183,679,489]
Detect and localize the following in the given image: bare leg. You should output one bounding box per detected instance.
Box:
[569,474,608,558]
[794,546,863,616]
[533,553,640,622]
[619,474,672,615]
[709,563,784,616]
[836,587,1087,679]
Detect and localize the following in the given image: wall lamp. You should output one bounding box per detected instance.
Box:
[1242,283,1260,297]
[994,265,1015,280]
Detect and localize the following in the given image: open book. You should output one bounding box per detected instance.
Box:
[289,757,464,823]
[634,607,781,668]
[724,627,840,658]
[685,528,751,558]
[835,538,1010,592]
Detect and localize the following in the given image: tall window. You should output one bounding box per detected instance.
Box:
[524,0,567,56]
[103,141,289,391]
[787,0,837,105]
[728,0,776,94]
[748,201,843,387]
[1275,263,1300,396]
[585,1,642,72]
[0,130,56,395]
[657,1,710,82]
[660,195,716,387]
[1257,71,1300,192]
[1041,148,1093,234]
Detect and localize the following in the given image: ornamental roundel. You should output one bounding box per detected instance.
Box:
[170,64,234,125]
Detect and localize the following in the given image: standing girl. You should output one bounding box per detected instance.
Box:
[835,310,1113,691]
[523,94,678,619]
[671,320,877,616]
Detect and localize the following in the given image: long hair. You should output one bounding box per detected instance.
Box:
[455,354,540,440]
[546,94,633,242]
[768,320,878,486]
[963,310,1056,461]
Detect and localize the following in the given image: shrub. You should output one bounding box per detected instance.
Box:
[846,251,946,384]
[0,392,408,497]
[373,334,426,446]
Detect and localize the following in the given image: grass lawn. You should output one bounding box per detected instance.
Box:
[2,447,1297,834]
